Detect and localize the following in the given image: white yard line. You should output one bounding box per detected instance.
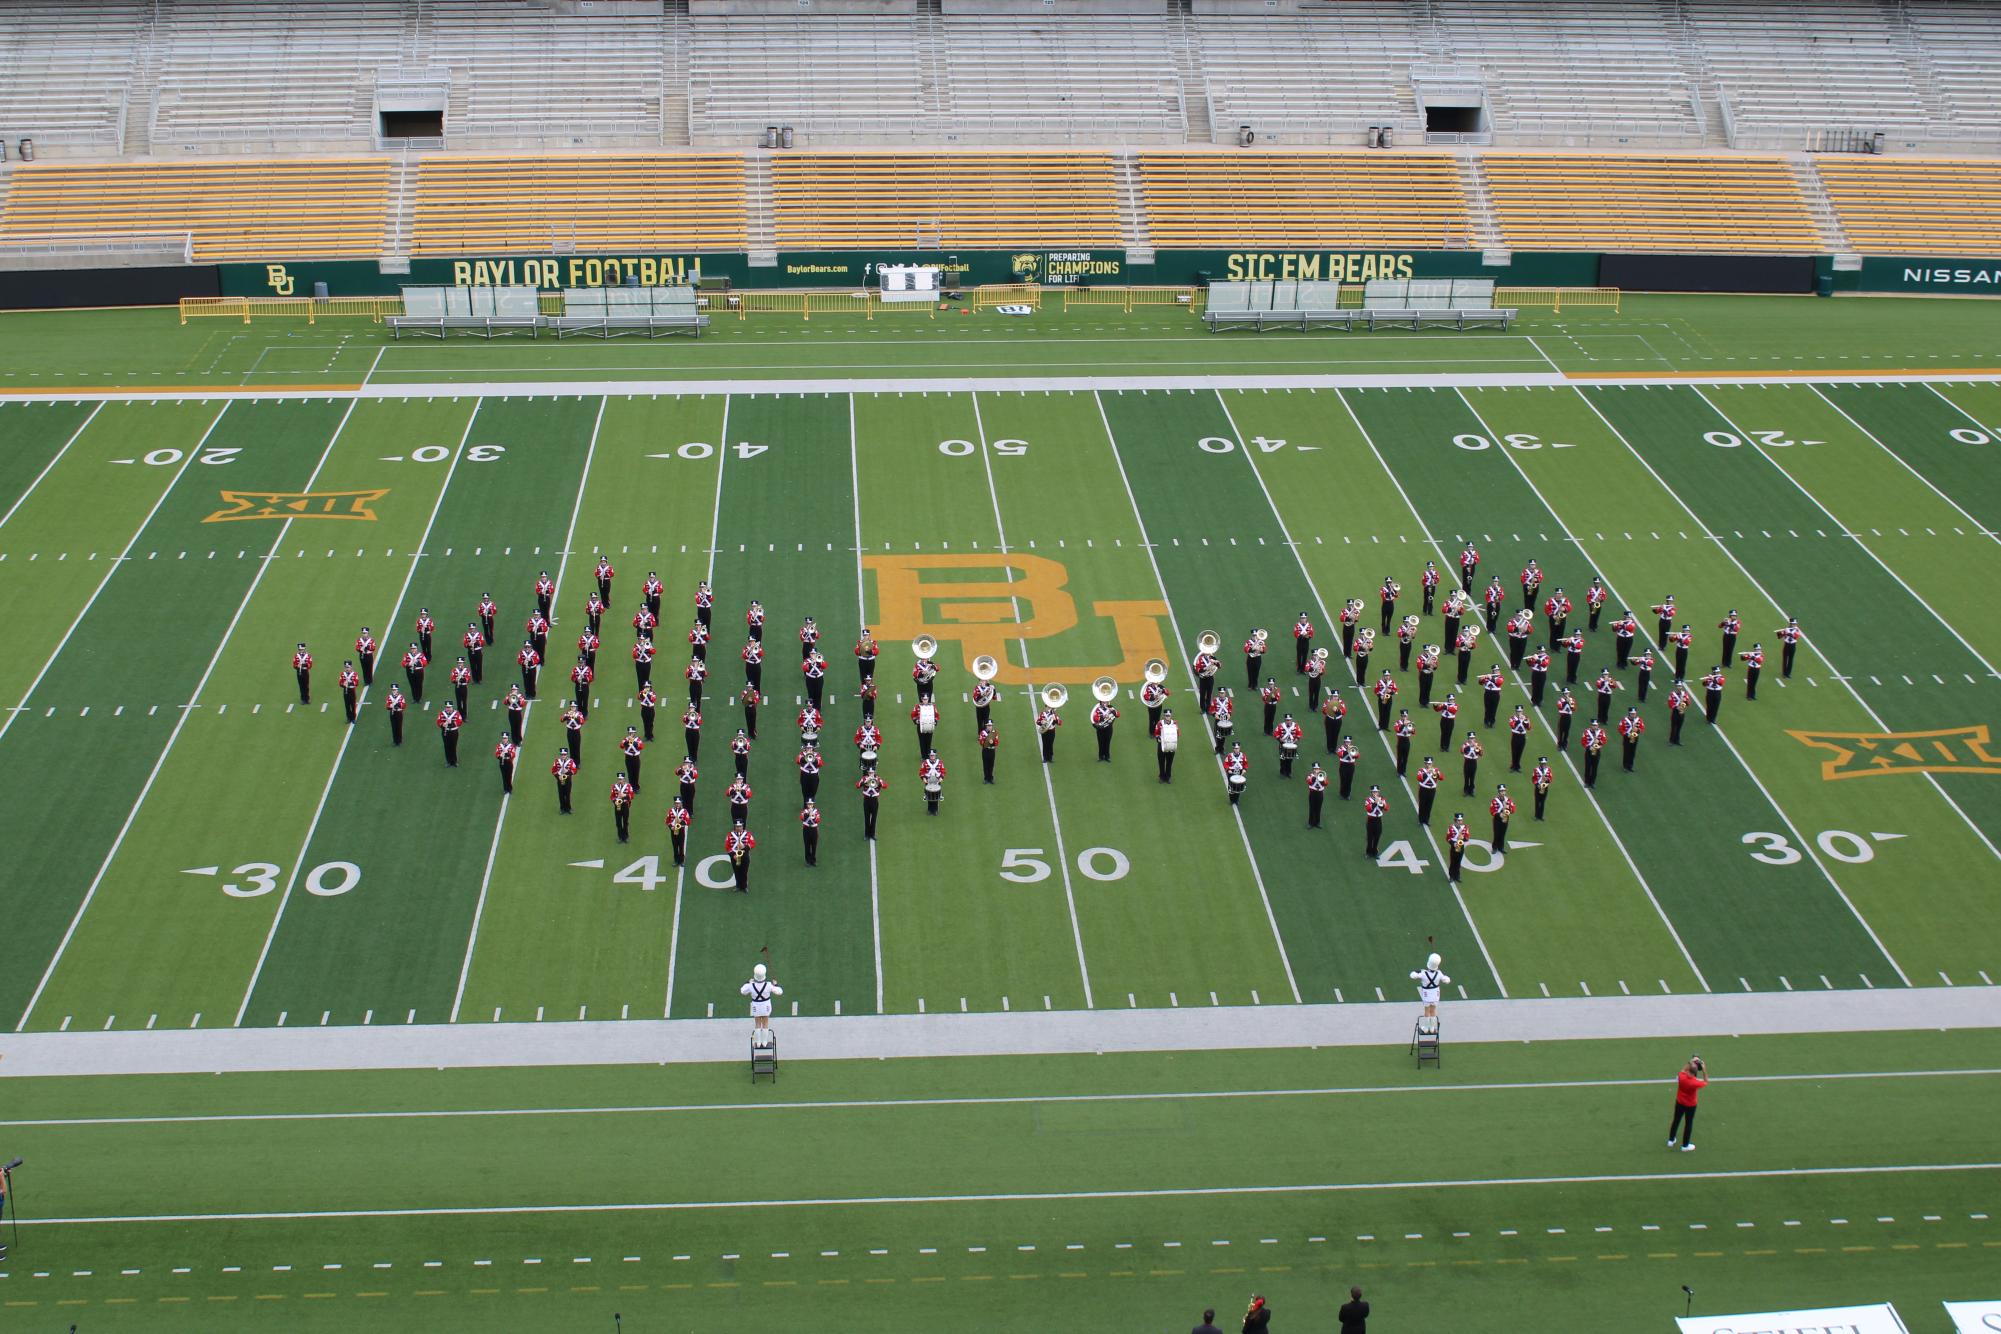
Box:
[0,399,103,533]
[232,400,485,1027]
[665,394,731,1020]
[17,399,355,1030]
[1833,383,2001,553]
[848,393,886,1016]
[362,342,386,388]
[970,392,1094,1008]
[1220,390,1509,997]
[17,1160,2001,1227]
[1093,390,1302,1004]
[0,403,219,755]
[450,395,609,1022]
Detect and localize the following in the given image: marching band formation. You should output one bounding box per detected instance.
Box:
[294,551,1796,886]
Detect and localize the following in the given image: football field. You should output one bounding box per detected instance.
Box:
[1,296,1999,1328]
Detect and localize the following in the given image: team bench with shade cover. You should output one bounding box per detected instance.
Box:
[1202,279,1514,332]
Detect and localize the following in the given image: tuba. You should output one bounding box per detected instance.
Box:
[1143,658,1169,686]
[1091,676,1119,703]
[1042,683,1069,711]
[972,655,1000,682]
[912,634,938,660]
[1195,630,1221,658]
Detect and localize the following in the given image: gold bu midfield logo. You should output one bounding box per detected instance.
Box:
[203,489,388,524]
[866,553,1169,686]
[1789,725,2001,780]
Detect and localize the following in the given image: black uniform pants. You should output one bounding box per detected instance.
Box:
[1307,788,1324,827]
[1364,815,1383,858]
[1533,785,1549,821]
[1745,666,1760,700]
[1668,1102,1697,1147]
[807,677,825,709]
[296,668,311,703]
[1157,748,1174,782]
[455,683,468,713]
[1549,614,1566,641]
[1438,718,1454,752]
[1424,585,1436,615]
[801,771,820,802]
[1042,730,1057,762]
[1096,726,1113,761]
[624,753,642,790]
[977,703,992,731]
[1669,710,1686,745]
[1341,625,1354,657]
[1418,671,1435,709]
[1530,670,1548,707]
[1507,638,1525,670]
[1462,758,1478,796]
[745,663,761,692]
[1597,693,1613,725]
[1448,844,1465,881]
[1583,749,1601,787]
[1492,815,1509,854]
[1588,605,1603,631]
[858,659,874,685]
[1394,736,1409,776]
[613,804,630,842]
[1380,603,1395,634]
[1674,648,1689,679]
[522,666,537,698]
[1245,655,1261,690]
[1442,614,1460,648]
[1557,713,1572,750]
[1510,733,1526,770]
[441,730,458,766]
[1565,652,1581,684]
[1720,633,1738,663]
[1457,650,1473,686]
[408,668,425,701]
[498,758,513,793]
[1281,745,1298,777]
[1338,764,1354,799]
[1307,676,1322,711]
[1780,643,1795,677]
[1323,715,1342,752]
[1294,639,1309,674]
[556,777,572,813]
[1197,678,1214,715]
[1637,668,1652,702]
[732,853,749,893]
[863,796,879,839]
[670,827,686,866]
[1705,691,1722,724]
[1622,737,1639,772]
[803,827,818,865]
[684,728,701,760]
[1375,697,1393,731]
[342,688,357,723]
[1483,692,1501,728]
[389,711,404,745]
[981,749,995,783]
[687,680,704,710]
[680,780,697,814]
[1417,785,1435,825]
[743,705,758,740]
[640,705,655,741]
[513,710,532,747]
[1399,641,1413,671]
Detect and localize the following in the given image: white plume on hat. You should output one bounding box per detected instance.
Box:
[1427,952,1441,970]
[752,963,766,981]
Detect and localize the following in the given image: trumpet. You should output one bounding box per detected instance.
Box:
[1143,658,1169,686]
[912,634,938,660]
[1042,683,1069,710]
[972,654,1000,682]
[1091,675,1119,703]
[1195,630,1221,657]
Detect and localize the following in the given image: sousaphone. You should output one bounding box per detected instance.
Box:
[972,655,1001,682]
[1143,658,1169,686]
[1042,683,1069,710]
[912,634,938,660]
[1195,630,1222,658]
[1091,676,1119,703]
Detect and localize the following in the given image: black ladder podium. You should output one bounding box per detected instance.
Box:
[751,1031,778,1082]
[1409,1016,1441,1068]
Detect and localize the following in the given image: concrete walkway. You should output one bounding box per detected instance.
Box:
[2,987,1995,1079]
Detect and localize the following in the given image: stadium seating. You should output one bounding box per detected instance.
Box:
[409,154,747,256]
[149,0,403,153]
[770,153,1123,250]
[431,0,666,147]
[1481,153,1820,252]
[1137,152,1472,249]
[686,16,928,145]
[1683,1,1932,146]
[1905,1,2001,136]
[1192,10,1433,145]
[0,157,390,260]
[938,17,1186,143]
[0,0,148,153]
[1814,157,2001,256]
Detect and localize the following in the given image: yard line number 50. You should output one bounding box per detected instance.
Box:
[1000,847,1129,883]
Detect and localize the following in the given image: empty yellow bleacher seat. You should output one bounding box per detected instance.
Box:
[1137,152,1472,249]
[770,154,1123,249]
[0,158,389,261]
[410,154,747,255]
[1814,157,2001,257]
[1481,153,1819,252]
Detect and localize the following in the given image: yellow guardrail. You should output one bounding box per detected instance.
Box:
[970,283,1044,310]
[1057,286,1199,312]
[179,296,403,324]
[1495,286,1621,311]
[719,289,879,320]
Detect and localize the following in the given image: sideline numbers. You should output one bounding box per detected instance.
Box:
[999,847,1129,883]
[650,441,768,460]
[1704,430,1823,449]
[1197,435,1297,454]
[194,860,360,898]
[940,438,1027,457]
[1452,433,1573,452]
[1950,427,1994,445]
[1374,839,1507,874]
[1742,829,1898,865]
[137,445,240,466]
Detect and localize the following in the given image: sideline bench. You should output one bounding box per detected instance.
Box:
[388,285,541,339]
[547,286,708,338]
[1203,279,1515,332]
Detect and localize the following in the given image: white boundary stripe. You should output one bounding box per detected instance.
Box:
[0,402,220,755]
[17,399,351,1030]
[232,400,485,1026]
[1573,388,1917,983]
[0,399,103,532]
[12,1065,1996,1130]
[970,391,1094,1008]
[17,1161,2001,1227]
[1093,389,1303,1004]
[665,394,729,1019]
[1218,390,1507,996]
[1450,389,1711,990]
[451,395,608,1022]
[849,393,886,1015]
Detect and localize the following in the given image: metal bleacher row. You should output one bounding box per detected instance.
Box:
[384,284,708,339]
[1203,279,1515,333]
[9,149,2001,262]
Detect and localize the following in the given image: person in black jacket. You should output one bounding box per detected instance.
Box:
[1190,1310,1223,1334]
[1338,1286,1371,1333]
[1242,1294,1271,1333]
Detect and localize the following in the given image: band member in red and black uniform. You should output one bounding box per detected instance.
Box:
[551,746,578,813]
[1379,576,1402,633]
[1415,754,1442,825]
[1455,623,1481,686]
[1416,640,1441,708]
[1525,642,1552,707]
[494,730,518,794]
[385,682,408,745]
[683,702,703,760]
[1643,593,1672,644]
[591,555,614,607]
[858,675,877,721]
[1335,733,1360,798]
[1339,598,1363,658]
[909,650,938,705]
[720,724,746,780]
[415,607,435,662]
[1273,711,1304,777]
[1483,576,1507,633]
[1441,588,1467,653]
[570,655,593,718]
[632,633,655,692]
[1580,718,1609,787]
[631,603,657,643]
[477,593,498,648]
[1718,610,1742,664]
[797,615,819,662]
[1740,643,1764,699]
[619,725,645,792]
[1244,627,1268,690]
[560,699,584,761]
[1611,609,1640,669]
[506,683,529,747]
[1193,645,1220,716]
[978,719,999,783]
[1506,704,1533,771]
[1633,646,1656,703]
[1092,695,1120,761]
[463,620,487,684]
[1505,609,1533,670]
[745,598,766,644]
[663,794,689,863]
[534,570,556,620]
[685,654,708,709]
[736,682,758,740]
[797,702,823,750]
[610,773,635,843]
[854,716,883,771]
[1702,665,1728,724]
[1306,760,1328,828]
[725,774,752,828]
[919,750,946,815]
[436,701,463,767]
[1372,670,1398,731]
[642,570,663,621]
[1477,664,1507,729]
[450,655,472,713]
[1445,813,1472,881]
[1530,755,1553,820]
[1585,576,1608,631]
[1395,614,1420,672]
[526,608,551,663]
[1304,646,1327,711]
[1140,676,1168,734]
[1362,784,1389,858]
[1431,690,1460,752]
[292,642,313,703]
[694,579,714,631]
[1207,686,1235,755]
[1617,706,1646,772]
[355,626,379,684]
[799,798,821,865]
[676,755,699,814]
[402,641,428,702]
[1490,785,1516,854]
[1292,611,1315,675]
[1520,558,1543,611]
[857,767,886,839]
[854,626,878,686]
[1459,542,1480,587]
[1558,629,1586,685]
[585,591,608,642]
[1460,732,1483,797]
[804,649,829,712]
[1391,707,1415,776]
[1319,688,1347,753]
[1777,617,1802,678]
[1421,559,1441,615]
[1555,685,1577,750]
[1592,667,1623,725]
[1352,626,1376,685]
[1667,678,1694,744]
[1223,741,1250,805]
[1038,696,1065,761]
[517,638,541,698]
[1258,676,1282,737]
[338,660,360,723]
[1665,623,1693,680]
[687,618,708,664]
[1544,586,1572,642]
[738,638,762,694]
[797,739,823,802]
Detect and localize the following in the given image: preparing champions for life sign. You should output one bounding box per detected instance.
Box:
[1676,1303,1911,1334]
[1943,1299,2001,1332]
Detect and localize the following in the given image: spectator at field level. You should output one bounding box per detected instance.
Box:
[1242,1293,1272,1333]
[1191,1308,1223,1334]
[1668,1055,1707,1151]
[1339,1285,1371,1333]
